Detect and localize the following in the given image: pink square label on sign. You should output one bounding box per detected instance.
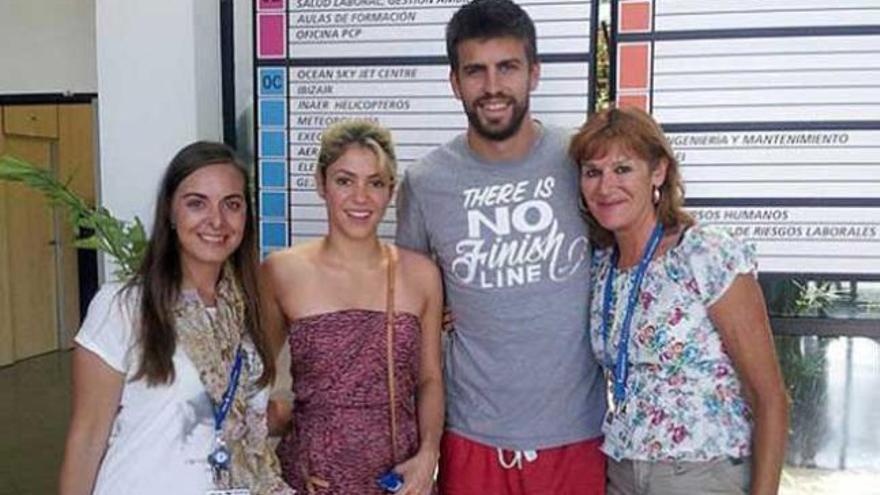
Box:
[258,14,285,58]
[258,0,285,11]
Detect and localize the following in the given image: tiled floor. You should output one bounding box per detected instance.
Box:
[0,351,72,495]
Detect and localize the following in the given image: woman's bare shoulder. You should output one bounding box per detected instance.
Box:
[262,241,322,283]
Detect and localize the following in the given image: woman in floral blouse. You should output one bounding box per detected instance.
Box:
[569,107,788,495]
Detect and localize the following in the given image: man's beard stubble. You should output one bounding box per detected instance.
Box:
[463,93,531,142]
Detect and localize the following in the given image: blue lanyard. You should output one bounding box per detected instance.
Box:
[213,346,245,434]
[601,223,664,409]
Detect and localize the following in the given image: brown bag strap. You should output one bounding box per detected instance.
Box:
[384,243,399,464]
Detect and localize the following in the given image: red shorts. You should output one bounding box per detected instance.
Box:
[438,431,606,495]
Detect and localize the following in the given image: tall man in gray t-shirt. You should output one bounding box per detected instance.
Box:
[395,0,606,492]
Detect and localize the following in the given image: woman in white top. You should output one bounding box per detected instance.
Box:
[59,142,292,494]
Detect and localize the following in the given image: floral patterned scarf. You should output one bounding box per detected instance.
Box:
[174,264,293,494]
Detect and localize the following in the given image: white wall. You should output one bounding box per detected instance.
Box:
[0,0,97,94]
[96,0,223,277]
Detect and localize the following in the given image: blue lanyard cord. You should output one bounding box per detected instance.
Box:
[213,346,245,434]
[601,223,665,407]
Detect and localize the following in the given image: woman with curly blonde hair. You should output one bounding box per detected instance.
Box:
[263,120,444,494]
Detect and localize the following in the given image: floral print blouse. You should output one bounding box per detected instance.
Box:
[589,224,757,462]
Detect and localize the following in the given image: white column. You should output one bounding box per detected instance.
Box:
[96,0,222,278]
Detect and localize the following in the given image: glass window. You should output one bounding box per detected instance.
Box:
[764,278,880,494]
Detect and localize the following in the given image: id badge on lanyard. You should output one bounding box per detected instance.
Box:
[208,346,245,488]
[601,223,664,415]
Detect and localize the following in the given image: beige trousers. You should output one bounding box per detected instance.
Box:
[607,457,750,495]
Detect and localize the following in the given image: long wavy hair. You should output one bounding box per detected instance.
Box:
[569,106,694,248]
[125,141,274,387]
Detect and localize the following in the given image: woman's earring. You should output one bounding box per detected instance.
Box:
[652,185,661,205]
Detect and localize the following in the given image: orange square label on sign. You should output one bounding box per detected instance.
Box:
[617,94,648,112]
[618,43,650,90]
[620,2,651,33]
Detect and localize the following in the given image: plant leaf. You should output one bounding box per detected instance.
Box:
[1,154,146,281]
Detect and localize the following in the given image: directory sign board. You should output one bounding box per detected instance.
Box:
[255,0,597,251]
[614,0,880,275]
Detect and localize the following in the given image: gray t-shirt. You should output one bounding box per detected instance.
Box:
[396,125,605,450]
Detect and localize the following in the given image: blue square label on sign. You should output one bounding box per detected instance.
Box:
[260,99,286,127]
[261,191,287,218]
[258,68,286,96]
[260,160,287,188]
[261,221,288,247]
[260,131,286,157]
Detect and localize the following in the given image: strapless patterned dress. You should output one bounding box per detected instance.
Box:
[277,309,422,494]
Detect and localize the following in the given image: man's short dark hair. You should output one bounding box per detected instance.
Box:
[445,0,538,71]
